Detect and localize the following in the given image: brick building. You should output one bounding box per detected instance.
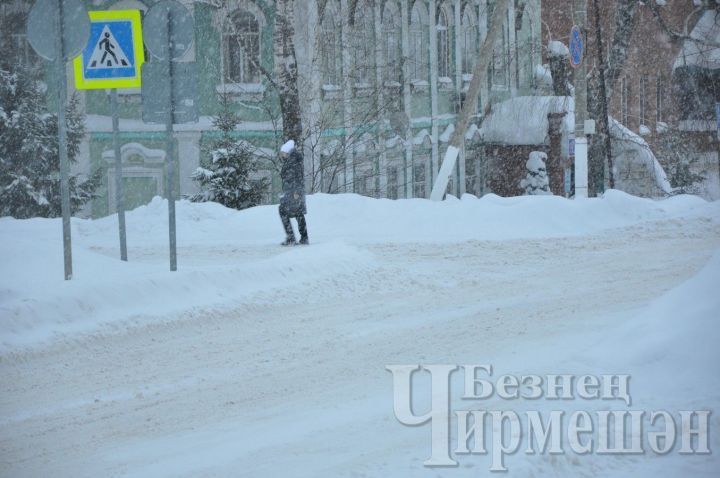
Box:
[541,0,720,199]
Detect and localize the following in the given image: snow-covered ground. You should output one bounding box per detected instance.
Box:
[1,191,719,477]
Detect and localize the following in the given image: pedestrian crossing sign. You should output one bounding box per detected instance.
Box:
[73,10,144,90]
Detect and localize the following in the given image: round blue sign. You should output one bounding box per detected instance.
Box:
[569,25,583,68]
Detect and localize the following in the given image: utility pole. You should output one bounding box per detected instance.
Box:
[573,0,589,199]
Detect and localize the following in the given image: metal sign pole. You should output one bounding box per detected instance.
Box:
[165,9,178,272]
[111,89,128,261]
[56,0,73,280]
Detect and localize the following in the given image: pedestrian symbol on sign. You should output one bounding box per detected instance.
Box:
[73,10,144,90]
[87,26,130,68]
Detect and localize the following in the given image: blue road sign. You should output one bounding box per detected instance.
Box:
[73,10,144,89]
[569,26,583,68]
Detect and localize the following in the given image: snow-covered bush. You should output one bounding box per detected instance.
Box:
[0,44,99,217]
[191,95,268,210]
[520,151,552,195]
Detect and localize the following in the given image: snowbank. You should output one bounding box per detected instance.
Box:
[1,192,718,351]
[594,250,720,402]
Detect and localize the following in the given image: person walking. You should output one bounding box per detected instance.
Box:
[278,140,309,246]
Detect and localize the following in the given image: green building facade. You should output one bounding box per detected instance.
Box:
[71,0,542,217]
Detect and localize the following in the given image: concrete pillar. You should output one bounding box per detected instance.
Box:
[176,131,202,198]
[340,0,354,193]
[401,0,413,198]
[429,0,440,183]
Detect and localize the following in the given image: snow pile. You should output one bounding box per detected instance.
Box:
[594,250,720,402]
[1,192,718,351]
[610,117,673,196]
[547,40,569,57]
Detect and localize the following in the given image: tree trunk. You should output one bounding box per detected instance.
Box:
[588,0,614,193]
[548,53,571,96]
[587,0,637,194]
[273,0,303,149]
[605,0,640,101]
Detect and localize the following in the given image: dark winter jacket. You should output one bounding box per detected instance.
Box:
[279,148,307,216]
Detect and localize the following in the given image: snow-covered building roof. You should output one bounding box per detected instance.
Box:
[608,118,672,196]
[673,9,720,71]
[478,96,574,145]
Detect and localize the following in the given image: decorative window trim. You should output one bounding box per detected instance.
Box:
[353,82,374,97]
[321,83,343,99]
[410,79,430,94]
[438,75,453,91]
[215,0,267,29]
[215,82,266,101]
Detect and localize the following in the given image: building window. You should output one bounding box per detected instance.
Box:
[492,22,508,87]
[320,6,342,86]
[639,75,648,126]
[621,76,630,126]
[354,168,375,197]
[437,7,450,78]
[656,76,665,124]
[409,3,429,81]
[461,7,477,75]
[465,153,478,195]
[223,9,261,84]
[387,165,399,199]
[352,1,374,85]
[382,4,402,84]
[413,161,426,198]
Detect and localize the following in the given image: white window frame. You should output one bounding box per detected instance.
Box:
[382,2,402,85]
[639,74,648,127]
[222,6,264,86]
[352,0,375,86]
[409,2,429,82]
[320,3,342,87]
[437,6,451,79]
[461,6,477,75]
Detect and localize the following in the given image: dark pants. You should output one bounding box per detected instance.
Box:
[280,209,308,241]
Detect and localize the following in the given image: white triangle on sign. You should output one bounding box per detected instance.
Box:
[87,25,132,69]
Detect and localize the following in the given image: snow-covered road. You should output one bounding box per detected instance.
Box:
[2,206,719,477]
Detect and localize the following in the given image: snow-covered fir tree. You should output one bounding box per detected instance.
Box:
[0,9,99,219]
[191,94,268,210]
[520,151,552,195]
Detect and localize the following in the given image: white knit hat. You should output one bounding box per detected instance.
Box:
[280,139,295,153]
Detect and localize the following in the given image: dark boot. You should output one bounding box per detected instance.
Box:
[297,215,309,245]
[279,208,296,245]
[281,236,297,246]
